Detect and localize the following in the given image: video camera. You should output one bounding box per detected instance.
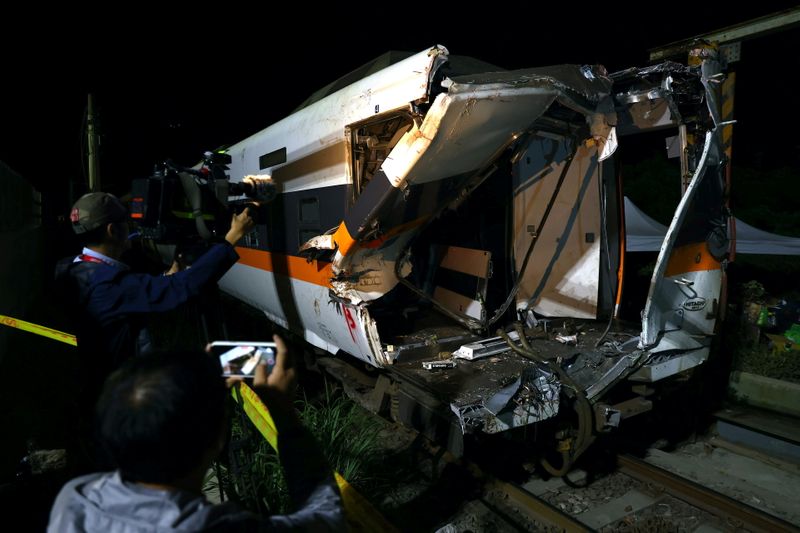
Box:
[129,151,276,246]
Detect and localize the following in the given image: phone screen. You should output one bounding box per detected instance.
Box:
[211,342,276,377]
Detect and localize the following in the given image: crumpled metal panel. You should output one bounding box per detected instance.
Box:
[450,366,560,434]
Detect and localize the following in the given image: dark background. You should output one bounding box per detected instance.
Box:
[2,4,798,207]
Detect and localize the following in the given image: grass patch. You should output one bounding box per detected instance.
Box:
[724,278,800,385]
[299,383,385,487]
[211,380,396,515]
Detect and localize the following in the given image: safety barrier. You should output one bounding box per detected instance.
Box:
[0,314,77,346]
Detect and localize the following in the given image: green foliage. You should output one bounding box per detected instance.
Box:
[732,339,800,384]
[731,255,800,295]
[731,165,800,237]
[244,430,290,514]
[211,381,390,515]
[300,382,384,486]
[209,411,290,514]
[740,280,766,303]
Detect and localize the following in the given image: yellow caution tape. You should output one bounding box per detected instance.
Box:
[235,381,279,450]
[333,472,398,532]
[233,382,397,532]
[0,314,77,346]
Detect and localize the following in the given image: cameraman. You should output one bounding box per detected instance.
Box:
[54,192,255,463]
[57,191,255,366]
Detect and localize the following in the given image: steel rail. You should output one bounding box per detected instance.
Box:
[618,454,800,533]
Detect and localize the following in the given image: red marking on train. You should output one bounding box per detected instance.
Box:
[343,307,357,342]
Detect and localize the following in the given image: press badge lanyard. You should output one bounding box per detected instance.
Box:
[78,254,112,266]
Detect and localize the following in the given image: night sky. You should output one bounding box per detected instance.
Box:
[1,4,798,211]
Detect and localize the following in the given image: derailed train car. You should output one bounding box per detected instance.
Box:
[217,45,729,471]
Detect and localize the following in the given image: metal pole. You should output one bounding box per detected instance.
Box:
[87,94,101,192]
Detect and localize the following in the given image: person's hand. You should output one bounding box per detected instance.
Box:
[225,206,257,245]
[253,334,296,397]
[163,253,188,275]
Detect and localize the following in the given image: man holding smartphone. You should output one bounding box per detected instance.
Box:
[48,335,346,531]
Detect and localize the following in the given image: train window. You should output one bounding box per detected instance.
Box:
[298,197,321,247]
[244,229,260,249]
[259,147,287,170]
[299,228,318,244]
[300,198,319,223]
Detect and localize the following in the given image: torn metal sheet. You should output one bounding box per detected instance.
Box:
[640,130,723,349]
[451,365,560,434]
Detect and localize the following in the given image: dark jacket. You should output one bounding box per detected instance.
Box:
[54,243,241,445]
[55,243,239,370]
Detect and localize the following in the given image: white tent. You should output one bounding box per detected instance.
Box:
[733,218,800,255]
[624,196,800,255]
[624,197,669,252]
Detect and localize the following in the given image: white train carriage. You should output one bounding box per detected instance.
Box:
[217,45,729,466]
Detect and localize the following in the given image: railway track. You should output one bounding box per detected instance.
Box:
[616,454,799,533]
[379,433,800,532]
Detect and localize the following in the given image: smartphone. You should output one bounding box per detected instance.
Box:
[210,341,277,378]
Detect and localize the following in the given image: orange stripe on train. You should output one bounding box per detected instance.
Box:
[235,248,333,287]
[664,242,721,278]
